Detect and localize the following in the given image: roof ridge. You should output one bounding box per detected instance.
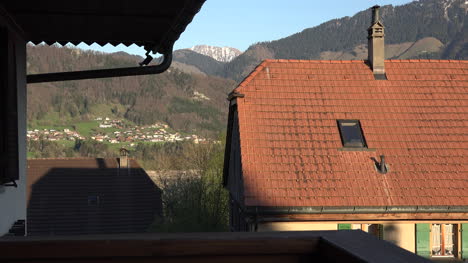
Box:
[240,59,468,67]
[266,59,366,63]
[387,59,468,63]
[264,59,467,63]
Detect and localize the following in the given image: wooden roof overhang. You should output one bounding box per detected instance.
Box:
[244,206,468,222]
[0,0,205,82]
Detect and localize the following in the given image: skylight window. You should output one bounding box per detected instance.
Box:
[337,120,367,148]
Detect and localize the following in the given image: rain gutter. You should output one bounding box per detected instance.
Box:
[27,48,173,83]
[245,205,468,216]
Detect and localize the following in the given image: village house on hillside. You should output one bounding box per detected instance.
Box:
[26,149,161,236]
[223,6,468,261]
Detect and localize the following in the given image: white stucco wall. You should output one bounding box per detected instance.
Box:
[0,17,27,236]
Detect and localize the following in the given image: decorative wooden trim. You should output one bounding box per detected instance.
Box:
[441,223,446,256]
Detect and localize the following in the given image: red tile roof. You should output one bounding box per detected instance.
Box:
[230,59,468,208]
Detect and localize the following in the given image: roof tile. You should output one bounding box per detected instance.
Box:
[233,59,468,208]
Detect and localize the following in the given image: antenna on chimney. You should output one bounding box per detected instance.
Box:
[368,5,386,80]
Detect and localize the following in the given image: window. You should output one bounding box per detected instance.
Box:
[432,224,457,257]
[417,223,465,259]
[87,195,100,206]
[337,120,367,148]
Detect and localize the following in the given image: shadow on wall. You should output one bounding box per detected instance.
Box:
[384,224,399,245]
[27,165,162,236]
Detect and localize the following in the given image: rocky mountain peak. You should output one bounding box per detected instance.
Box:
[189,45,242,63]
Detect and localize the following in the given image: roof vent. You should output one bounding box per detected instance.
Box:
[368,5,386,79]
[372,155,388,174]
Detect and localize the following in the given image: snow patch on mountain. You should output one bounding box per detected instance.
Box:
[189,45,242,63]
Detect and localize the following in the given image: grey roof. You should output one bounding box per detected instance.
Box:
[27,158,162,236]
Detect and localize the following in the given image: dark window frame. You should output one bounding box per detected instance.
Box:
[87,195,100,206]
[337,120,367,148]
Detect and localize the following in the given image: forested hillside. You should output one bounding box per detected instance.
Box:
[173,49,225,76]
[218,0,467,81]
[27,45,236,138]
[27,0,467,136]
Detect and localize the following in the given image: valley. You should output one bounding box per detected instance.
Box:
[26,0,467,161]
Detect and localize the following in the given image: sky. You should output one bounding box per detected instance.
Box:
[76,0,414,56]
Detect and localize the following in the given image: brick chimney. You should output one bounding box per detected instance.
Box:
[119,148,129,169]
[368,5,385,77]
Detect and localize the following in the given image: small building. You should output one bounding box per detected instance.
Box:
[223,6,468,261]
[27,155,162,236]
[99,123,113,128]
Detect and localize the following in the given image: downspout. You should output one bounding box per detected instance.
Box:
[27,47,173,83]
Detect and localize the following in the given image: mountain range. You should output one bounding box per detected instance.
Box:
[189,45,241,63]
[27,0,467,138]
[172,0,467,81]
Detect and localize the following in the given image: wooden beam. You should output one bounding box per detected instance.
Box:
[0,232,320,260]
[458,223,462,260]
[0,5,25,38]
[0,231,426,263]
[441,223,446,256]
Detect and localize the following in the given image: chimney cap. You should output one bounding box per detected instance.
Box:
[371,5,382,25]
[119,148,129,156]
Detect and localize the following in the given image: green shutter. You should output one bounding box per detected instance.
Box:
[462,224,468,260]
[338,224,351,230]
[416,224,431,258]
[378,224,384,240]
